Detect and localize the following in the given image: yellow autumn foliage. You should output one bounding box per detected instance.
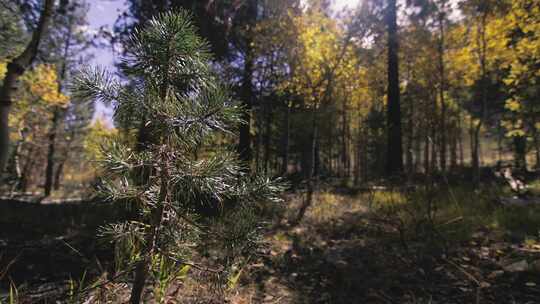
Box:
[4,63,70,141]
[21,64,69,107]
[259,8,369,110]
[84,117,118,163]
[0,62,6,78]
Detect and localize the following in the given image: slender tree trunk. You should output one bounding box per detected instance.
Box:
[281,102,290,175]
[438,9,447,172]
[44,108,60,197]
[295,69,336,222]
[315,139,320,177]
[531,123,540,169]
[535,137,540,170]
[130,153,168,304]
[469,119,475,166]
[345,112,351,178]
[414,127,421,173]
[53,130,75,190]
[354,127,362,185]
[130,47,173,302]
[10,137,24,192]
[513,135,527,172]
[385,0,403,176]
[0,107,9,174]
[294,103,319,224]
[341,99,348,177]
[458,114,464,166]
[472,100,483,181]
[473,10,489,185]
[53,162,64,190]
[44,21,73,196]
[497,119,503,163]
[324,131,332,176]
[237,0,258,167]
[0,0,55,176]
[301,137,310,179]
[430,121,438,172]
[130,257,150,304]
[450,123,458,169]
[12,133,24,178]
[424,136,430,174]
[406,93,414,174]
[255,117,261,172]
[20,146,36,193]
[263,101,272,175]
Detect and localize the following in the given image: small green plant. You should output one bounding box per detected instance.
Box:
[66,270,87,304]
[8,282,18,304]
[73,10,283,304]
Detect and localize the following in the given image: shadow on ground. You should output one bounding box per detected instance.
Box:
[246,197,540,304]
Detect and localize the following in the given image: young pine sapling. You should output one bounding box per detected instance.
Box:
[72,11,283,304]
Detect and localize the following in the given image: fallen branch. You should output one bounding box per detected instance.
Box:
[444,258,481,287]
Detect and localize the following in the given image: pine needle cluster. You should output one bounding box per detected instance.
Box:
[72,10,283,303]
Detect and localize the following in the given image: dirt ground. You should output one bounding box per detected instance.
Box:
[2,188,540,303]
[227,191,540,304]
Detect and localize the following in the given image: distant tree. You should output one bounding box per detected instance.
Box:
[41,1,92,196]
[73,11,283,303]
[501,0,540,169]
[0,63,68,192]
[0,0,54,179]
[115,0,280,171]
[386,0,403,175]
[114,0,235,59]
[0,1,27,59]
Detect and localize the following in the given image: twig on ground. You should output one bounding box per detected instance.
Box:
[444,258,481,286]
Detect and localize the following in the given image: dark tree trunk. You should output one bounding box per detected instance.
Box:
[237,0,258,167]
[385,0,403,176]
[53,161,64,190]
[497,119,503,163]
[0,0,55,175]
[535,137,540,170]
[438,10,447,172]
[450,123,458,169]
[458,114,464,166]
[130,68,171,303]
[10,137,24,192]
[281,102,290,175]
[430,120,438,172]
[513,135,527,172]
[341,99,348,177]
[255,116,261,172]
[20,146,36,193]
[414,129,421,173]
[130,158,168,304]
[53,129,75,191]
[354,124,366,186]
[44,108,60,197]
[472,10,489,186]
[263,101,272,175]
[406,93,414,174]
[238,53,253,165]
[130,258,150,304]
[424,136,430,174]
[531,123,540,169]
[46,25,73,195]
[294,103,319,224]
[354,133,361,185]
[472,98,484,183]
[329,127,335,174]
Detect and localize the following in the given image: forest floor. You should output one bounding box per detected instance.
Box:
[229,187,540,304]
[2,177,540,303]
